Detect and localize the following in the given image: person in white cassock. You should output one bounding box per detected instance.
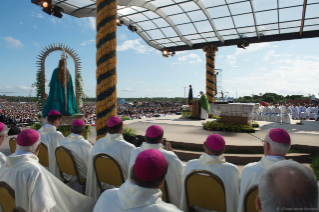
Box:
[262,104,271,122]
[0,123,7,168]
[299,104,307,119]
[237,128,291,212]
[291,105,299,119]
[307,104,315,119]
[281,105,292,124]
[37,110,64,178]
[86,116,136,201]
[93,149,182,212]
[59,119,93,191]
[128,125,185,208]
[314,105,319,120]
[256,160,318,212]
[270,105,281,123]
[0,129,95,212]
[180,134,240,212]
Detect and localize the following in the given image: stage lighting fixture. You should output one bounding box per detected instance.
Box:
[237,39,249,49]
[43,6,53,15]
[128,25,137,32]
[42,0,51,8]
[171,51,176,57]
[52,6,64,18]
[117,19,124,26]
[162,50,170,58]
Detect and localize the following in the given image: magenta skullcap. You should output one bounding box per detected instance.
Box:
[206,134,225,151]
[134,149,167,182]
[48,110,61,115]
[268,128,291,144]
[72,119,85,126]
[107,116,122,127]
[0,122,4,133]
[17,129,40,147]
[146,125,163,138]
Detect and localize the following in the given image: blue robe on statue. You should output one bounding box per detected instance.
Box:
[42,68,79,117]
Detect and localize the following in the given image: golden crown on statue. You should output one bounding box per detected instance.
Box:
[60,53,69,60]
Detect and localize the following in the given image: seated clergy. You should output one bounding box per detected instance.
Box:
[86,116,136,201]
[308,105,315,119]
[291,105,299,119]
[128,125,185,208]
[93,149,182,212]
[180,134,240,212]
[237,128,291,212]
[0,129,95,212]
[0,123,7,168]
[256,160,318,212]
[59,119,93,190]
[299,104,307,119]
[270,105,281,123]
[37,110,64,178]
[281,105,292,124]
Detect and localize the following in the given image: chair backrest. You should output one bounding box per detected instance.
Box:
[0,181,15,212]
[9,138,16,154]
[185,170,226,212]
[13,207,27,212]
[55,146,83,184]
[160,180,170,203]
[94,153,125,189]
[244,185,259,212]
[38,143,49,167]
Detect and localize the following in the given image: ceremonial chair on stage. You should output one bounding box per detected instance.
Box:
[9,138,16,154]
[38,143,49,168]
[0,181,15,212]
[55,147,86,194]
[185,170,226,212]
[160,181,170,203]
[244,185,259,212]
[94,153,125,191]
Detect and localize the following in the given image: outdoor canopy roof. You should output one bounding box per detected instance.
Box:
[36,0,319,52]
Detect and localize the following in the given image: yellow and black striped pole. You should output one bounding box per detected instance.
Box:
[96,0,117,140]
[203,45,218,103]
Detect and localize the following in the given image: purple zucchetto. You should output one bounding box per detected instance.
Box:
[17,129,40,147]
[107,116,122,127]
[48,110,61,115]
[268,128,291,144]
[72,119,85,126]
[146,125,163,138]
[206,134,225,151]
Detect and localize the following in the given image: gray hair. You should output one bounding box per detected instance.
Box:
[16,137,41,153]
[264,131,291,155]
[0,125,7,136]
[71,125,85,135]
[259,160,318,212]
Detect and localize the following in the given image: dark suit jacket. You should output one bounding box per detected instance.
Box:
[8,126,21,136]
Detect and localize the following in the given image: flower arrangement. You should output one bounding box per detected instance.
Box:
[35,69,45,111]
[202,120,255,133]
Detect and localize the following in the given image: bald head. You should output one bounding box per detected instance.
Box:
[258,160,318,212]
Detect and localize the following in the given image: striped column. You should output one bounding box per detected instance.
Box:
[203,45,218,103]
[96,0,118,140]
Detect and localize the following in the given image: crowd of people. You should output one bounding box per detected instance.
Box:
[253,102,319,124]
[0,111,318,211]
[0,102,39,126]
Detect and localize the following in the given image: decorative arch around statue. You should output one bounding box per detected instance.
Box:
[36,43,83,110]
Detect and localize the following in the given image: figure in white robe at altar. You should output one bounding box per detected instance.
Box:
[0,129,95,212]
[128,125,185,208]
[270,105,281,122]
[291,105,299,119]
[93,149,182,212]
[237,128,291,212]
[0,123,7,168]
[37,110,64,177]
[262,105,271,122]
[299,104,307,119]
[59,119,93,191]
[282,105,292,124]
[308,105,315,119]
[180,134,240,212]
[86,116,136,201]
[199,91,210,120]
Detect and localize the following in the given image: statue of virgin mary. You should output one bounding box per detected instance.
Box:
[42,55,79,117]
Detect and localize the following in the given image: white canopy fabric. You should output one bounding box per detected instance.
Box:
[35,0,319,51]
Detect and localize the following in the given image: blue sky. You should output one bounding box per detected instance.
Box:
[1,1,319,99]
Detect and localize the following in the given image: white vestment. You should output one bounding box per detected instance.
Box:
[314,107,319,119]
[86,133,136,201]
[128,142,185,208]
[59,134,93,182]
[201,108,208,120]
[0,154,95,212]
[0,152,6,168]
[237,157,286,212]
[180,153,240,212]
[270,108,281,122]
[291,107,299,119]
[308,107,315,119]
[282,108,292,124]
[262,107,270,121]
[37,126,64,179]
[299,106,307,119]
[93,180,182,212]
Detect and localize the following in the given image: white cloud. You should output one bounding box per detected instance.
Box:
[32,13,44,18]
[136,81,146,83]
[32,41,40,47]
[264,50,275,61]
[3,37,25,50]
[17,85,32,90]
[166,89,172,92]
[34,25,37,29]
[118,33,128,40]
[19,22,24,25]
[118,39,153,54]
[76,17,96,30]
[147,90,152,92]
[177,53,202,65]
[85,87,93,91]
[227,55,236,65]
[121,87,133,91]
[81,39,95,46]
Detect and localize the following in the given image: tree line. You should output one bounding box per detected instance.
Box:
[233,93,313,103]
